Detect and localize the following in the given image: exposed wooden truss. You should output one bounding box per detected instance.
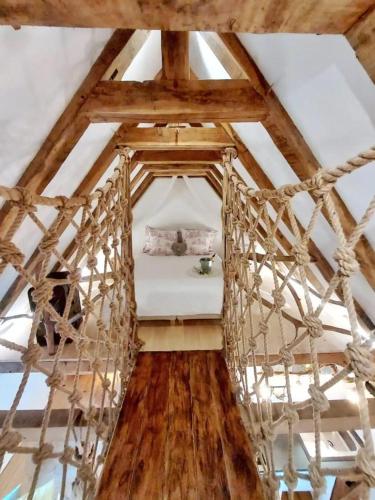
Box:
[82,80,268,122]
[0,1,372,33]
[346,5,375,83]
[118,127,234,150]
[203,33,375,293]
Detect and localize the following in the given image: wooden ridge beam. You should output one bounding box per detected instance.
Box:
[135,149,223,164]
[82,80,268,123]
[118,126,234,150]
[0,29,139,240]
[0,1,371,33]
[210,33,375,293]
[161,31,190,80]
[346,5,375,83]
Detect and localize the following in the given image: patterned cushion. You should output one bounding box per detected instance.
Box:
[148,235,175,256]
[182,228,217,255]
[143,226,176,253]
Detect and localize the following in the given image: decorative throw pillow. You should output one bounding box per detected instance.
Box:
[143,226,176,253]
[148,235,175,256]
[182,228,217,255]
[171,231,187,256]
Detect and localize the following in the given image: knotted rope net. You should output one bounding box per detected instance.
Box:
[222,147,375,499]
[0,149,138,498]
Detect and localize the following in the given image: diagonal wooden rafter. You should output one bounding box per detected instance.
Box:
[0,29,147,240]
[346,5,375,83]
[202,32,375,292]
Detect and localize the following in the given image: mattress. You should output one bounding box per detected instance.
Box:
[134,254,224,318]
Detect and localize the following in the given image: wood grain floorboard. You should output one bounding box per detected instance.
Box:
[97,351,263,499]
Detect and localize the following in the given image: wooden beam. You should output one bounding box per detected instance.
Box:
[212,33,375,293]
[0,1,371,33]
[135,150,223,164]
[102,30,151,81]
[118,127,234,150]
[150,170,209,177]
[161,31,190,80]
[346,6,375,82]
[144,164,214,172]
[253,352,347,366]
[205,172,222,199]
[82,80,268,123]
[0,29,137,239]
[132,173,154,207]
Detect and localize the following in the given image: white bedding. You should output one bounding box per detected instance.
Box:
[134,254,223,318]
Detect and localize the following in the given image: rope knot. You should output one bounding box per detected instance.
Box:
[261,422,275,442]
[39,231,59,255]
[69,268,81,284]
[0,430,22,452]
[279,347,295,367]
[21,343,42,366]
[258,321,268,336]
[90,358,102,372]
[0,240,24,268]
[98,282,109,296]
[32,443,54,464]
[59,446,75,465]
[283,404,299,424]
[262,364,274,378]
[85,407,98,425]
[264,473,279,494]
[312,170,333,198]
[309,461,326,495]
[253,274,262,287]
[86,255,97,270]
[68,390,82,405]
[272,289,285,309]
[303,314,323,338]
[31,278,53,309]
[356,448,375,487]
[14,187,36,212]
[78,463,95,484]
[264,237,277,255]
[283,464,298,490]
[334,246,359,277]
[96,422,109,439]
[46,370,64,389]
[308,384,330,412]
[292,243,311,266]
[345,343,375,381]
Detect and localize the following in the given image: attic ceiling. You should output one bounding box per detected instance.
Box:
[0,4,374,331]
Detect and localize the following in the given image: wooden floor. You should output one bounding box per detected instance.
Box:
[138,319,223,351]
[97,351,263,499]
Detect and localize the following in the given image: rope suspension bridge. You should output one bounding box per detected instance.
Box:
[0,146,374,498]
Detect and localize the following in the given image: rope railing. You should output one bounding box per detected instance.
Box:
[0,148,139,498]
[222,147,375,499]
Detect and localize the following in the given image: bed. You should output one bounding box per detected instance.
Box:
[134,254,224,319]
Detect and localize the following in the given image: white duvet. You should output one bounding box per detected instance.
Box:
[134,254,224,318]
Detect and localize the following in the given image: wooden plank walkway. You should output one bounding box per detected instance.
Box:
[97,351,263,499]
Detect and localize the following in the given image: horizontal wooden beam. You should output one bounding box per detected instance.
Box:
[119,127,234,150]
[135,149,223,164]
[0,1,371,33]
[82,80,268,123]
